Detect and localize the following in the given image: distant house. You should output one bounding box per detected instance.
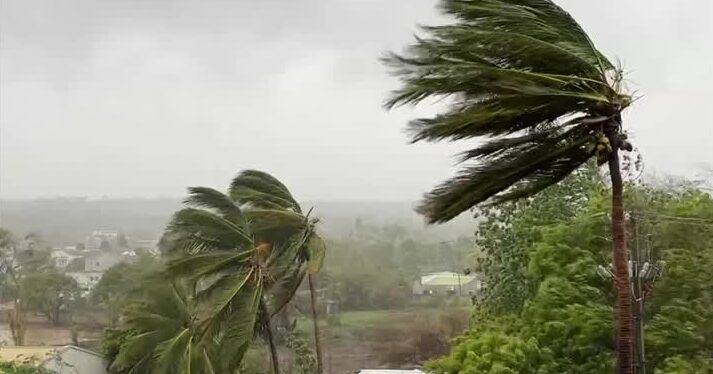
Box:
[0,345,107,374]
[85,251,123,272]
[85,230,119,249]
[135,239,160,255]
[412,271,483,296]
[358,370,425,374]
[49,250,83,269]
[67,271,104,296]
[58,250,130,297]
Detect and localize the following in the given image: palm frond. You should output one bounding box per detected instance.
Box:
[152,328,191,374]
[230,170,302,213]
[165,250,250,280]
[196,268,255,316]
[269,264,307,316]
[244,209,307,243]
[306,233,327,274]
[166,208,254,252]
[385,0,631,222]
[417,126,596,223]
[184,186,246,226]
[112,331,162,372]
[214,280,263,371]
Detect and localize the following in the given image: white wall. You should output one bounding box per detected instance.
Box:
[43,347,107,374]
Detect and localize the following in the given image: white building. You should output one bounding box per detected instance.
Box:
[66,271,104,297]
[85,230,119,249]
[412,271,483,296]
[50,250,83,269]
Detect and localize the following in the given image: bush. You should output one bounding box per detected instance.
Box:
[0,361,53,374]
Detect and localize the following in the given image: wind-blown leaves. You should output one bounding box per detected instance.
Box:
[385,0,631,223]
[230,170,302,213]
[306,234,327,274]
[114,172,327,373]
[245,209,308,243]
[165,251,250,281]
[166,208,253,253]
[109,282,212,374]
[184,187,246,226]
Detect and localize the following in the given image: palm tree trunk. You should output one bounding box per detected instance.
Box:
[607,132,633,374]
[261,299,280,374]
[308,274,324,374]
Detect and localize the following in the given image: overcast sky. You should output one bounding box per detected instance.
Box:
[1,0,711,201]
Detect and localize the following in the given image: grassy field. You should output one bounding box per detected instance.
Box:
[296,304,471,344]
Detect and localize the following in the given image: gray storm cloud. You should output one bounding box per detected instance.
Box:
[1,0,711,200]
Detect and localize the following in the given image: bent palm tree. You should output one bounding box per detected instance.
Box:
[230,170,327,374]
[384,1,634,372]
[164,186,303,374]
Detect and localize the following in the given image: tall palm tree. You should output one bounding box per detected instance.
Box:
[384,1,634,372]
[165,187,296,374]
[108,281,218,374]
[230,170,327,374]
[164,186,304,374]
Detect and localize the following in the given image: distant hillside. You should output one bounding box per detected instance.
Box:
[0,198,477,245]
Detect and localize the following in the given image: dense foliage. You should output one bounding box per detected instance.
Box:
[427,174,713,373]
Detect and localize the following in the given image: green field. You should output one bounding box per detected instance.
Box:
[296,305,471,344]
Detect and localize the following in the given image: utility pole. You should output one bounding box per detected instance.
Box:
[631,215,645,374]
[596,213,663,374]
[457,272,462,297]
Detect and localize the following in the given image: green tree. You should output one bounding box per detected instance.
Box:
[91,255,160,322]
[0,228,27,346]
[286,333,318,374]
[427,182,713,373]
[22,270,80,326]
[229,170,327,374]
[384,1,635,371]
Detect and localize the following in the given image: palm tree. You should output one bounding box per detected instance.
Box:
[108,281,218,373]
[230,170,327,374]
[164,186,304,374]
[384,1,634,372]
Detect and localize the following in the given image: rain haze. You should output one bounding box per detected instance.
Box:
[1,1,713,372]
[1,0,712,200]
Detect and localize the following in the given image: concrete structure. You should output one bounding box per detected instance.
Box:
[66,271,104,296]
[84,251,123,272]
[50,250,83,269]
[0,345,107,374]
[412,271,483,296]
[85,230,119,249]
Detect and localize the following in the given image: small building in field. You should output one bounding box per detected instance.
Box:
[0,345,107,374]
[412,271,483,296]
[358,370,426,374]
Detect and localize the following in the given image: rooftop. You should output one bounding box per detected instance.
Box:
[420,271,476,287]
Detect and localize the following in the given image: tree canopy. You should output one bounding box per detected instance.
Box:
[427,175,713,373]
